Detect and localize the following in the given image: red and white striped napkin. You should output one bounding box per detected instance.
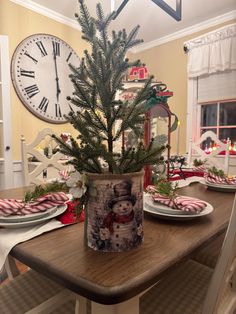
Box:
[58,169,70,181]
[205,173,236,185]
[192,165,206,172]
[0,192,69,217]
[146,185,207,213]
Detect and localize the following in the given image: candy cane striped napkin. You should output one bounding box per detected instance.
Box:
[0,192,69,217]
[205,173,236,185]
[192,165,206,172]
[58,169,70,181]
[146,185,207,213]
[152,194,207,213]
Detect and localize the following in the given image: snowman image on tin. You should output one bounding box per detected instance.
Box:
[103,179,143,251]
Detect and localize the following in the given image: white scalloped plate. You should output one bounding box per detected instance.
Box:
[144,196,213,221]
[202,181,236,192]
[0,205,67,228]
[0,206,58,223]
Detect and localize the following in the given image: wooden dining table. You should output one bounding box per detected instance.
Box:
[0,183,234,314]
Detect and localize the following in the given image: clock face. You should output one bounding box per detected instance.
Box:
[11,34,80,124]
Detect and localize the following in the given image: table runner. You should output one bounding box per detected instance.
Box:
[0,219,66,272]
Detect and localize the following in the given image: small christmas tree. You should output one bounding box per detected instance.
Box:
[53,0,166,174]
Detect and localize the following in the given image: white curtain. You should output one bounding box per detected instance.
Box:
[184,23,236,78]
[197,70,236,102]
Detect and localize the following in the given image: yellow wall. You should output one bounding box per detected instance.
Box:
[0,0,88,159]
[128,20,236,155]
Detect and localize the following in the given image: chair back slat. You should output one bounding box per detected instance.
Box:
[188,131,231,172]
[21,128,70,185]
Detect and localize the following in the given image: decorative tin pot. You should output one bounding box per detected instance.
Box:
[84,171,144,252]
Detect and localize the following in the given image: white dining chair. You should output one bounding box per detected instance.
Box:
[191,232,225,269]
[187,131,231,174]
[0,257,75,314]
[21,128,69,185]
[139,193,236,314]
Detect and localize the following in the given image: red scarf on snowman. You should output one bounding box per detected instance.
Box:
[103,210,134,233]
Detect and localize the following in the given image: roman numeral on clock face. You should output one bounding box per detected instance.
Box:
[38,97,49,112]
[55,103,62,117]
[52,41,60,57]
[36,41,47,57]
[20,69,35,78]
[24,84,40,98]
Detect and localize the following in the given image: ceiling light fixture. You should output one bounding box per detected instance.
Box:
[113,0,182,21]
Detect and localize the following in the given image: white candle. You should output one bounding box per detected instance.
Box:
[176,121,180,155]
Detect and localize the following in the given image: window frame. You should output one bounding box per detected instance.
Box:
[186,78,236,158]
[197,99,236,139]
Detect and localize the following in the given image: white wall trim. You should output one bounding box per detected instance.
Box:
[13,160,23,172]
[10,0,81,31]
[131,10,236,53]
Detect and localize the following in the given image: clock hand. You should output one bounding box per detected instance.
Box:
[56,77,61,102]
[52,47,61,102]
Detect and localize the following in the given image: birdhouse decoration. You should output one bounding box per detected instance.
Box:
[127,65,149,82]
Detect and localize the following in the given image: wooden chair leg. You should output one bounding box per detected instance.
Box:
[75,295,87,314]
[4,256,20,279]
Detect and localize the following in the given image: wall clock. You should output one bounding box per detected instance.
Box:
[11,34,80,124]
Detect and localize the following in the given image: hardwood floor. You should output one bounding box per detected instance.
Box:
[15,259,28,273]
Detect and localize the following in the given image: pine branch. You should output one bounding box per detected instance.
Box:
[118,147,133,172]
[155,180,179,200]
[24,182,68,203]
[208,166,225,178]
[122,143,166,173]
[55,1,167,174]
[75,0,95,41]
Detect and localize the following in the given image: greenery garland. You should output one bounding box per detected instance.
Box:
[207,166,225,178]
[24,182,68,203]
[155,179,179,200]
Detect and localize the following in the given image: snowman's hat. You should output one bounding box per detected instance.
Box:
[108,180,136,209]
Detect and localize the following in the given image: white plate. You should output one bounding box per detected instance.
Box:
[203,181,236,192]
[144,196,213,220]
[0,206,57,223]
[145,196,196,215]
[0,205,67,228]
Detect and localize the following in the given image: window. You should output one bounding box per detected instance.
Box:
[199,100,236,155]
[185,24,236,162]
